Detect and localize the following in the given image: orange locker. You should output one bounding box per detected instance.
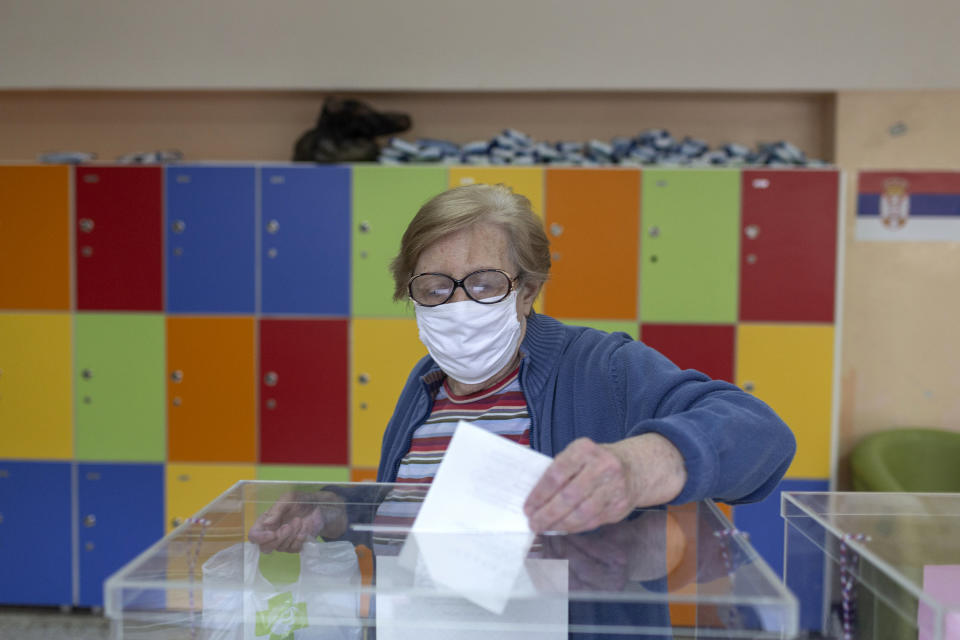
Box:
[167,317,256,462]
[544,169,641,320]
[0,166,71,310]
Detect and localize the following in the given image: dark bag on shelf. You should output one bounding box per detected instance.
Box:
[293,97,411,163]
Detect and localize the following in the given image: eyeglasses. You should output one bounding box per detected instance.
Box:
[408,269,519,307]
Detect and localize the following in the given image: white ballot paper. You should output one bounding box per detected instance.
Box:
[397,420,555,614]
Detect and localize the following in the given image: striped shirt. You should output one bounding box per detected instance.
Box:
[373,366,530,551]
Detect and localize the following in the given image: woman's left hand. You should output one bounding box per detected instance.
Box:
[523,433,687,534]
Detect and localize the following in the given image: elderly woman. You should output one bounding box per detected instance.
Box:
[251,183,795,551]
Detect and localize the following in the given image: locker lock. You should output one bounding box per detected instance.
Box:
[172,396,182,407]
[267,220,280,234]
[172,220,186,234]
[267,248,278,259]
[358,373,370,385]
[81,368,93,380]
[744,225,760,240]
[171,370,183,383]
[743,381,756,392]
[79,218,95,233]
[551,252,561,261]
[648,226,660,238]
[80,246,93,258]
[549,223,564,237]
[83,514,96,528]
[746,253,758,265]
[359,221,371,233]
[266,398,277,410]
[264,371,279,387]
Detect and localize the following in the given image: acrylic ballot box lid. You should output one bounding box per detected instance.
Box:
[106,481,798,639]
[783,491,960,639]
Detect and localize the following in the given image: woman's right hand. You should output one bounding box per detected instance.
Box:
[248,491,348,553]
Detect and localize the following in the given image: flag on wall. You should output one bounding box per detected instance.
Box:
[856,171,960,242]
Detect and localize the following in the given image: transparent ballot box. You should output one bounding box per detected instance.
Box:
[783,492,960,639]
[106,482,798,639]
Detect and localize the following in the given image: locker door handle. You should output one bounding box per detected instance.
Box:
[359,221,371,233]
[83,514,96,528]
[171,370,183,383]
[266,220,280,234]
[744,225,760,240]
[743,381,756,392]
[264,371,279,386]
[172,220,186,234]
[358,373,370,384]
[79,218,95,233]
[549,223,564,237]
[648,226,660,238]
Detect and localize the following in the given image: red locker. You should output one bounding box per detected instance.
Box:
[640,324,735,383]
[76,166,163,311]
[259,319,349,465]
[739,170,839,323]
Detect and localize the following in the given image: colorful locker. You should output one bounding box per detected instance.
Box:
[740,170,839,323]
[165,463,256,532]
[0,166,71,310]
[166,166,256,313]
[640,324,736,383]
[351,318,426,468]
[640,169,740,324]
[0,460,72,605]
[352,166,448,317]
[75,314,166,462]
[167,317,256,463]
[259,318,349,465]
[261,165,351,315]
[736,324,835,478]
[75,166,163,311]
[544,168,641,320]
[0,314,73,459]
[77,463,164,607]
[257,465,350,483]
[448,167,545,216]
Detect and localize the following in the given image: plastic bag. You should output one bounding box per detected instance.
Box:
[202,541,362,640]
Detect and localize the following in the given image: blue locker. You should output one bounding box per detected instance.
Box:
[166,166,256,313]
[0,460,72,605]
[260,165,351,315]
[78,463,164,607]
[734,477,829,632]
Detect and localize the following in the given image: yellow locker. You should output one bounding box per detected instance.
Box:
[736,324,834,478]
[0,314,72,459]
[448,167,545,217]
[351,318,426,468]
[165,463,256,533]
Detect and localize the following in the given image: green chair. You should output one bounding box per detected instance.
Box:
[848,428,960,638]
[850,428,960,492]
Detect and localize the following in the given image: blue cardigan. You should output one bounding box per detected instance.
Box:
[377,311,796,506]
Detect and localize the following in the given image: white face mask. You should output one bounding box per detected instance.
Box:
[414,291,522,385]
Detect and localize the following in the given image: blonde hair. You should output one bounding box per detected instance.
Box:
[390,184,551,301]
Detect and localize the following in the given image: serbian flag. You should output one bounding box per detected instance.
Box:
[856,171,960,241]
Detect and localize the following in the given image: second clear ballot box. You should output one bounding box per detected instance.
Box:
[784,491,960,639]
[106,481,798,639]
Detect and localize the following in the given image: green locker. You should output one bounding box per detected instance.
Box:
[75,313,166,461]
[640,169,741,324]
[257,465,350,483]
[352,166,448,317]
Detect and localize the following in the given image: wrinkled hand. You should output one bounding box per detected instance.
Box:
[524,434,686,535]
[248,491,347,553]
[524,438,637,534]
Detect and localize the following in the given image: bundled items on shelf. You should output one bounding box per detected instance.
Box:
[380,128,826,167]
